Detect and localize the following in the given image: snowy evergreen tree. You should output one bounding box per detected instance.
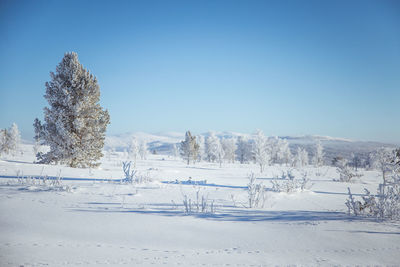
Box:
[222,137,236,163]
[252,130,270,173]
[35,52,110,168]
[236,136,251,164]
[180,131,199,165]
[205,132,220,162]
[313,140,324,167]
[139,140,148,160]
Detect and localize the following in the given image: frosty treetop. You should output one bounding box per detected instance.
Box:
[35,52,110,168]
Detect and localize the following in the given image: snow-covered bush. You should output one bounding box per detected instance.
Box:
[336,158,362,182]
[346,150,400,220]
[270,170,311,193]
[247,173,267,208]
[346,183,400,220]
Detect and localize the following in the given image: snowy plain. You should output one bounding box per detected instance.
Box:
[0,143,399,266]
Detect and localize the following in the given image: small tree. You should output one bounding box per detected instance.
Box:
[0,123,20,157]
[313,140,324,167]
[180,131,199,165]
[139,140,148,160]
[294,147,309,167]
[336,158,358,182]
[33,118,44,158]
[236,136,251,164]
[128,137,140,168]
[277,138,292,166]
[373,148,395,186]
[196,135,205,162]
[205,132,220,162]
[252,130,270,173]
[172,143,180,158]
[0,129,11,156]
[8,123,21,156]
[222,137,237,163]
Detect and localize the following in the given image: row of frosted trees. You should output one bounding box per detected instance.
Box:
[178,130,324,172]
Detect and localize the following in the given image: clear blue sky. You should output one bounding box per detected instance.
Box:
[0,0,399,143]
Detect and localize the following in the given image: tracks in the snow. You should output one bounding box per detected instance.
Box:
[1,242,400,266]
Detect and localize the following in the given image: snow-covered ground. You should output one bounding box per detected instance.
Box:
[0,144,399,266]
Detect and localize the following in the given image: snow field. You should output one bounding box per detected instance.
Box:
[0,144,399,266]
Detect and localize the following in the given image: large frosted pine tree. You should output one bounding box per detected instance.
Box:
[36,52,110,168]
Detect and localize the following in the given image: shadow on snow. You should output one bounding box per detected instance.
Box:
[69,204,374,223]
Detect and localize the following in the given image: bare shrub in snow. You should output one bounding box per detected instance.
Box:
[15,169,72,192]
[122,161,153,184]
[122,161,137,183]
[336,158,362,182]
[182,187,215,214]
[247,173,267,208]
[271,170,311,193]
